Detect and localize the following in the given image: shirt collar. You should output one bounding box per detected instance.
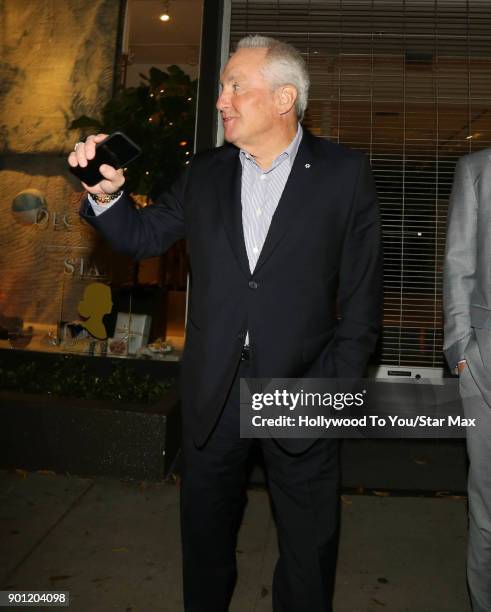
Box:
[240,124,303,172]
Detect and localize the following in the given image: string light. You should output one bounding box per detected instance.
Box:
[179,140,187,146]
[160,89,165,94]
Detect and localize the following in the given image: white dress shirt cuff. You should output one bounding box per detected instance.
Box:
[87,192,123,216]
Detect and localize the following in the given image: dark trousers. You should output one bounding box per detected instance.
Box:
[181,361,340,612]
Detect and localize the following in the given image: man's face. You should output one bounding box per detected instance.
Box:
[216,47,279,150]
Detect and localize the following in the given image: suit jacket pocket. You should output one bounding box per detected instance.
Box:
[303,329,335,363]
[472,327,491,373]
[183,317,203,363]
[470,304,491,331]
[186,315,203,332]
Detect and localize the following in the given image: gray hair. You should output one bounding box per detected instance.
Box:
[236,35,310,121]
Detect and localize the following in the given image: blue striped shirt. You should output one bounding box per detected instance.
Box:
[239,124,303,346]
[239,124,303,273]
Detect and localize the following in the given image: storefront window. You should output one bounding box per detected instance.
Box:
[0,0,203,361]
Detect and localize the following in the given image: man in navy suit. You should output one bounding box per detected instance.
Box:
[69,36,382,612]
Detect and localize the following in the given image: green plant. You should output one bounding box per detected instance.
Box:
[0,356,172,404]
[70,66,197,198]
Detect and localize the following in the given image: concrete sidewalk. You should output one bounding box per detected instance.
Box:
[0,470,469,612]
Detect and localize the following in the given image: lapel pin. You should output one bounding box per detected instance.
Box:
[305,163,311,168]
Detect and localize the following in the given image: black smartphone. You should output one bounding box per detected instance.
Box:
[69,132,142,187]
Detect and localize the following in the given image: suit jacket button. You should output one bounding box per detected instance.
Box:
[248,280,259,289]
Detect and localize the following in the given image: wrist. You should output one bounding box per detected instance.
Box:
[90,190,123,204]
[455,360,467,375]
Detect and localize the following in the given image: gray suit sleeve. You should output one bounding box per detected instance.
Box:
[443,156,478,369]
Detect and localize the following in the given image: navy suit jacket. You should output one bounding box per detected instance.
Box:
[80,130,383,451]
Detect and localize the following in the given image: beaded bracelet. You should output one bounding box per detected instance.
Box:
[91,191,123,204]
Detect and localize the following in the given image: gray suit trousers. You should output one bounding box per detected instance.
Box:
[460,362,491,612]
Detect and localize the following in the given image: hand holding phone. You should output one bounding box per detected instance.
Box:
[67,132,141,195]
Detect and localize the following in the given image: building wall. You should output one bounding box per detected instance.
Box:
[0,0,121,154]
[0,0,130,338]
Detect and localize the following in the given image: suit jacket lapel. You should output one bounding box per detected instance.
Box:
[215,146,251,278]
[254,131,320,274]
[214,131,326,279]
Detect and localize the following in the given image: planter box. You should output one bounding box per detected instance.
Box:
[0,384,181,481]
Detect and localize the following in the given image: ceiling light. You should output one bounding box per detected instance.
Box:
[160,1,170,22]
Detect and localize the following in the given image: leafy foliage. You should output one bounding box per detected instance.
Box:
[0,356,172,404]
[70,66,197,198]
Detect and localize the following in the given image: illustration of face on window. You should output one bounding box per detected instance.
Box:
[77,283,113,340]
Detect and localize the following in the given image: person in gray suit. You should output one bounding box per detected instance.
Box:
[444,148,491,612]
